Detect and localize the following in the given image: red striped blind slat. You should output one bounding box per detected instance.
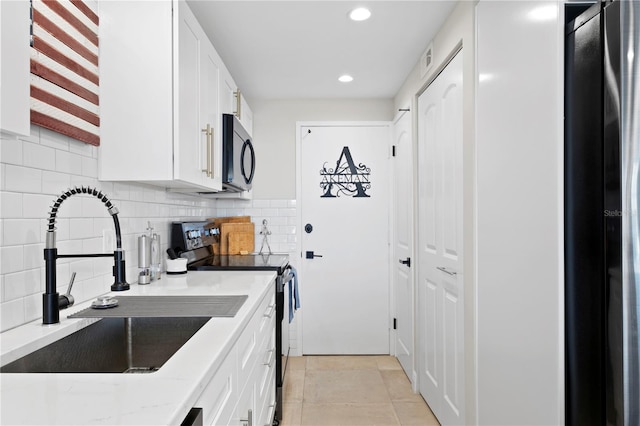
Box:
[31,111,100,146]
[32,36,99,85]
[30,60,99,105]
[30,0,99,146]
[69,0,98,26]
[31,86,99,126]
[41,0,98,47]
[33,9,98,66]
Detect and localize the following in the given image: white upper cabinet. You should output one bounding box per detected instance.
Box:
[220,69,253,137]
[237,91,254,137]
[99,0,236,192]
[0,0,30,136]
[174,0,221,190]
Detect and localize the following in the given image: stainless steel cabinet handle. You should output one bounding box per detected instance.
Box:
[263,303,275,318]
[201,124,213,177]
[234,89,242,120]
[264,348,275,367]
[436,266,457,276]
[240,409,252,426]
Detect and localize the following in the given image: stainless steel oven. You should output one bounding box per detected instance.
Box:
[171,222,290,423]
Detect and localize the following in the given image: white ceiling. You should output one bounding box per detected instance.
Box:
[186,1,458,101]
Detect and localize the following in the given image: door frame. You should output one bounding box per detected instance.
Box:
[295,121,394,356]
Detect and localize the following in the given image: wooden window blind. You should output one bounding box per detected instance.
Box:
[30,0,100,146]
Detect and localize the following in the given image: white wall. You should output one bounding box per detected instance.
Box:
[475,2,563,424]
[249,98,394,200]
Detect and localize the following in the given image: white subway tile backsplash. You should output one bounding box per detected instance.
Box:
[4,164,42,193]
[0,246,24,275]
[22,194,51,218]
[1,191,23,218]
[23,243,44,269]
[23,292,42,324]
[55,150,83,175]
[23,142,56,171]
[4,269,41,301]
[69,218,97,240]
[270,200,288,208]
[0,137,23,165]
[3,219,41,245]
[68,139,95,157]
[41,171,72,195]
[81,155,98,178]
[39,127,70,150]
[278,208,296,217]
[0,298,25,331]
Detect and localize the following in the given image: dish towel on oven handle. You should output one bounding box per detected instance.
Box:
[287,266,300,323]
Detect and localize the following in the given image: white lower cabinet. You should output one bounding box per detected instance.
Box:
[195,287,276,426]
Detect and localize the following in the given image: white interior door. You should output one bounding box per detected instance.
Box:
[299,123,391,354]
[392,111,414,377]
[417,50,464,425]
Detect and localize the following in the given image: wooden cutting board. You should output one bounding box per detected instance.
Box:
[228,232,255,255]
[219,222,254,254]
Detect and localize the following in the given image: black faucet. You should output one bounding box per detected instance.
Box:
[43,187,130,325]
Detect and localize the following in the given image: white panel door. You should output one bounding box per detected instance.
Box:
[300,124,391,354]
[393,111,414,376]
[417,50,464,425]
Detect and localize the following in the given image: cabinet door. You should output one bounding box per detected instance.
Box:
[99,0,174,182]
[239,95,253,137]
[0,0,30,136]
[175,0,220,190]
[220,68,237,115]
[201,37,222,189]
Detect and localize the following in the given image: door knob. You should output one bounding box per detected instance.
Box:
[399,258,411,268]
[305,251,323,259]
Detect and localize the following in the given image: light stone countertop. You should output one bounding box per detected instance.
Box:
[0,270,276,425]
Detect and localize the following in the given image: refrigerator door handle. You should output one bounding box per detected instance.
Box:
[620,2,640,423]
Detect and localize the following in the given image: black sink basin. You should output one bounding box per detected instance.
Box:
[0,317,210,374]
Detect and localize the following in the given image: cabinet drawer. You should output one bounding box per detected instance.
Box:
[194,347,237,426]
[256,360,277,426]
[237,290,275,390]
[257,322,275,402]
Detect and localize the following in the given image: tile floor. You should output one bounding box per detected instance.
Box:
[280,355,440,426]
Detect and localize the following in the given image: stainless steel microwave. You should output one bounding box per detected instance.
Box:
[222,114,255,192]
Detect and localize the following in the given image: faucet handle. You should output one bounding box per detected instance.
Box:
[59,272,76,310]
[65,272,76,297]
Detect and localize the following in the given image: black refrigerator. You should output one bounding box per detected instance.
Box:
[565,1,639,425]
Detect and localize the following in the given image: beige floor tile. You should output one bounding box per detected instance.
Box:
[281,402,303,426]
[375,356,403,371]
[286,356,308,371]
[301,402,400,426]
[392,401,440,426]
[306,355,379,370]
[284,368,306,402]
[304,369,390,404]
[380,370,423,402]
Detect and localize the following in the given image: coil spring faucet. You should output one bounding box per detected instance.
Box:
[43,186,130,325]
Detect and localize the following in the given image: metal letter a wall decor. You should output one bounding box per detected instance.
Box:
[320,146,371,198]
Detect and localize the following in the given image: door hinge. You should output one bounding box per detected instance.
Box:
[393,318,397,330]
[392,145,396,157]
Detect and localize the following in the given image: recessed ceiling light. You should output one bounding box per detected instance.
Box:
[349,7,371,21]
[338,74,354,83]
